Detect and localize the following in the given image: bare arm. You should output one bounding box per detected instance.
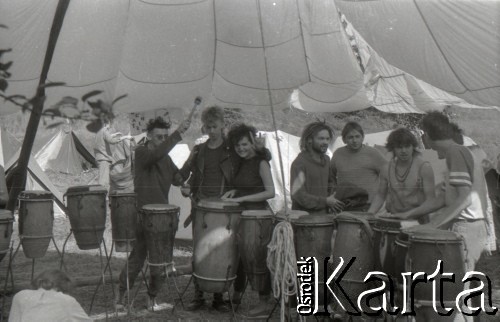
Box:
[368,165,389,215]
[429,185,471,228]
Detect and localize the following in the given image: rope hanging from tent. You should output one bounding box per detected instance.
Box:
[255,1,299,321]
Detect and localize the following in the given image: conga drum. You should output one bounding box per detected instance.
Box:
[66,185,107,250]
[332,212,377,310]
[141,204,179,266]
[372,217,418,277]
[193,199,242,293]
[237,209,274,292]
[0,210,13,262]
[292,213,336,307]
[110,192,137,252]
[407,228,465,306]
[18,191,54,258]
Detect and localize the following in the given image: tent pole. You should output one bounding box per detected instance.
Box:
[6,0,72,212]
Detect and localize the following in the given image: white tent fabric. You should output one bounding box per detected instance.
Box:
[1,0,497,117]
[34,127,96,174]
[291,13,499,113]
[336,0,500,108]
[5,150,66,218]
[0,0,366,116]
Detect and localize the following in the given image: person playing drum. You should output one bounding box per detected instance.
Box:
[116,116,191,311]
[331,122,387,212]
[290,122,342,214]
[178,106,239,312]
[221,123,275,318]
[368,127,436,222]
[420,111,490,320]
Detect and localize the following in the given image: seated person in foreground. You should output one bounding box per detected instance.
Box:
[368,127,437,222]
[9,269,91,322]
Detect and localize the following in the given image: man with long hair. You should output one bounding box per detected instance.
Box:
[291,122,343,214]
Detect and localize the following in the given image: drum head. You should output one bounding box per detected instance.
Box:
[197,198,240,210]
[336,211,376,224]
[241,210,273,218]
[66,185,108,194]
[275,210,308,221]
[0,209,13,221]
[18,190,53,200]
[407,228,461,242]
[293,214,335,225]
[142,204,180,212]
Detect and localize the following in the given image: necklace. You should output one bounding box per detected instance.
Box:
[395,157,414,183]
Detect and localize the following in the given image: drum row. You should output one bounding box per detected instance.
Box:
[0,186,466,311]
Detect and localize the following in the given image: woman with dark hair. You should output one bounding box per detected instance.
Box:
[222,123,275,209]
[221,123,275,318]
[368,127,436,221]
[9,269,91,322]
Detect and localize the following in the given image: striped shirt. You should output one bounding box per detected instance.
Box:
[444,144,485,220]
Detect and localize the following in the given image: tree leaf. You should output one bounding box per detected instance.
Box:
[112,94,127,105]
[0,79,8,92]
[81,90,103,102]
[0,61,13,71]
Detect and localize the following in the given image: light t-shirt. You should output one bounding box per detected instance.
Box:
[331,145,387,203]
[444,144,485,220]
[9,289,92,322]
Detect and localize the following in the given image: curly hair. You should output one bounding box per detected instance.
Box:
[386,128,419,153]
[31,269,73,294]
[227,123,258,147]
[201,106,224,125]
[341,122,364,140]
[299,122,334,152]
[146,116,171,133]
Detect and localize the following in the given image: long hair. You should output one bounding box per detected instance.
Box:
[420,111,453,141]
[299,122,334,152]
[341,122,364,141]
[31,269,74,294]
[227,123,258,148]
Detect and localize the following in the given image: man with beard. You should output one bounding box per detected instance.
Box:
[291,122,343,214]
[331,122,387,212]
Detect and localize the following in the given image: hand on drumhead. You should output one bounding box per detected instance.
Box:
[221,189,237,200]
[326,195,344,212]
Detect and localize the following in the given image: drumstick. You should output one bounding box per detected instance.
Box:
[187,96,202,122]
[183,195,196,228]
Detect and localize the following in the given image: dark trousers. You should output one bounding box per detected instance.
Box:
[118,223,165,298]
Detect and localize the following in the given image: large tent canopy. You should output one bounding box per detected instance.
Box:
[0,0,498,117]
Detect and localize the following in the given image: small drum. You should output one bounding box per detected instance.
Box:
[332,212,377,310]
[407,228,465,305]
[292,213,335,306]
[141,204,179,266]
[18,190,54,258]
[110,192,137,252]
[0,210,13,262]
[238,210,274,292]
[193,199,242,293]
[66,185,107,250]
[372,217,418,277]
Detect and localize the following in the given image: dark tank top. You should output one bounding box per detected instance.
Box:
[233,156,268,210]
